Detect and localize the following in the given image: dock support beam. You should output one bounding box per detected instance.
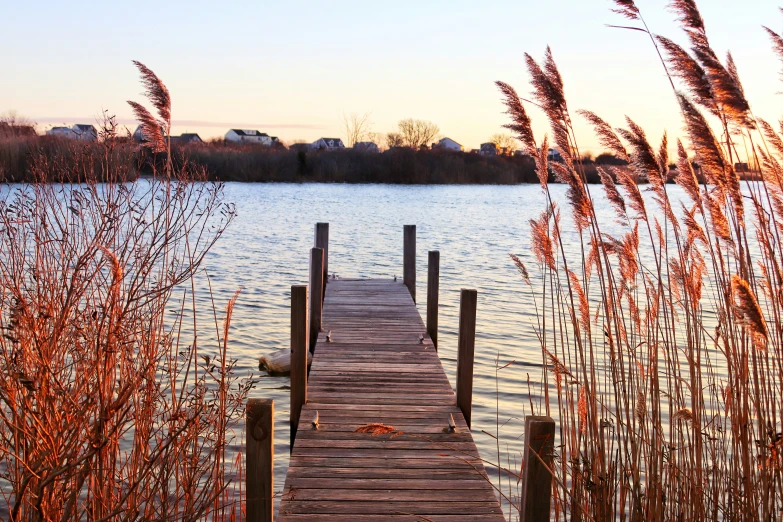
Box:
[456,288,477,427]
[403,225,416,302]
[427,250,440,351]
[247,398,274,522]
[314,223,329,303]
[521,416,555,522]
[290,284,309,449]
[309,248,324,352]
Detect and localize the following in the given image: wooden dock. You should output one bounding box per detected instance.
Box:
[246,224,555,522]
[276,277,505,521]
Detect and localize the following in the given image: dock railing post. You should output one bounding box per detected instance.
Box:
[314,223,329,303]
[309,248,324,352]
[247,398,274,522]
[427,250,440,351]
[403,225,416,302]
[521,416,556,522]
[290,284,309,450]
[456,288,477,427]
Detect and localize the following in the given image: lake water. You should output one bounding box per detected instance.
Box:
[204,182,670,508]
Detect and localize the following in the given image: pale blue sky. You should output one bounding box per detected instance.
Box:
[2,0,779,152]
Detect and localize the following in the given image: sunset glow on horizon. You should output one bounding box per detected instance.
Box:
[3,0,779,154]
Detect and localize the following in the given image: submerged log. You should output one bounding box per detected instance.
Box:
[258,347,312,376]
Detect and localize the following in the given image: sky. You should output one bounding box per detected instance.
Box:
[2,0,780,153]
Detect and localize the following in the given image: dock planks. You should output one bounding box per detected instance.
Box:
[277,279,504,521]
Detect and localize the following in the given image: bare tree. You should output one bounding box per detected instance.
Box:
[0,110,34,127]
[386,132,404,149]
[342,112,372,147]
[490,133,518,153]
[397,118,439,148]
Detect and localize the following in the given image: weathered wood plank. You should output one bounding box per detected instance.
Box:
[276,278,504,521]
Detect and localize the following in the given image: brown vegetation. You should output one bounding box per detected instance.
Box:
[496,0,783,520]
[0,64,250,520]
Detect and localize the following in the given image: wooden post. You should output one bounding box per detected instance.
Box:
[521,416,556,522]
[456,288,477,427]
[403,225,416,302]
[314,223,329,303]
[427,250,440,351]
[290,284,309,449]
[309,247,324,352]
[247,398,274,522]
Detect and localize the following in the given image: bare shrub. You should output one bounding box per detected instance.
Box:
[0,63,249,521]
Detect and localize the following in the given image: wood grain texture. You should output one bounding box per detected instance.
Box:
[247,399,274,522]
[290,285,309,448]
[521,416,555,522]
[308,248,324,352]
[276,278,503,521]
[427,250,440,351]
[403,225,416,302]
[456,289,477,428]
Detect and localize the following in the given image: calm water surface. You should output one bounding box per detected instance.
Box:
[203,182,662,506]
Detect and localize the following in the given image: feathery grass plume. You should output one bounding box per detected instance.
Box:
[525,49,572,167]
[763,24,783,80]
[675,139,701,205]
[495,81,536,153]
[758,118,783,162]
[731,274,769,347]
[132,60,171,129]
[127,101,166,153]
[577,386,588,434]
[597,166,628,222]
[670,0,707,40]
[568,270,590,333]
[673,408,695,425]
[577,110,630,162]
[355,423,397,436]
[612,0,640,20]
[706,190,733,245]
[509,253,531,285]
[617,118,662,183]
[677,95,733,190]
[610,166,647,219]
[530,211,556,271]
[656,35,716,113]
[681,203,708,245]
[534,135,550,189]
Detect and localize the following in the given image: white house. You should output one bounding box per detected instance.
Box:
[479,143,497,157]
[45,125,97,141]
[433,137,463,152]
[312,138,345,151]
[225,129,272,146]
[353,141,380,153]
[72,124,98,141]
[47,126,74,138]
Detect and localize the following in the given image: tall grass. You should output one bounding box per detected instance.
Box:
[499,1,783,519]
[0,64,252,520]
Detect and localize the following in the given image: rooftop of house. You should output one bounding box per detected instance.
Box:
[318,138,343,142]
[230,129,268,137]
[73,124,96,132]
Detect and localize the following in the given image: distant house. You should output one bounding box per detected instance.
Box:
[547,148,563,162]
[433,137,463,152]
[354,141,380,153]
[72,124,98,141]
[47,126,73,138]
[0,122,36,138]
[177,133,203,144]
[312,138,345,151]
[225,129,272,146]
[479,143,497,157]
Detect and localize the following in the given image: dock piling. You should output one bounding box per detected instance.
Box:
[309,247,324,352]
[290,284,309,449]
[427,250,440,351]
[403,225,416,302]
[246,398,274,522]
[456,288,477,427]
[521,416,556,522]
[314,223,329,302]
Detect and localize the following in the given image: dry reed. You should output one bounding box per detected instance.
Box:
[0,63,252,521]
[495,0,783,519]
